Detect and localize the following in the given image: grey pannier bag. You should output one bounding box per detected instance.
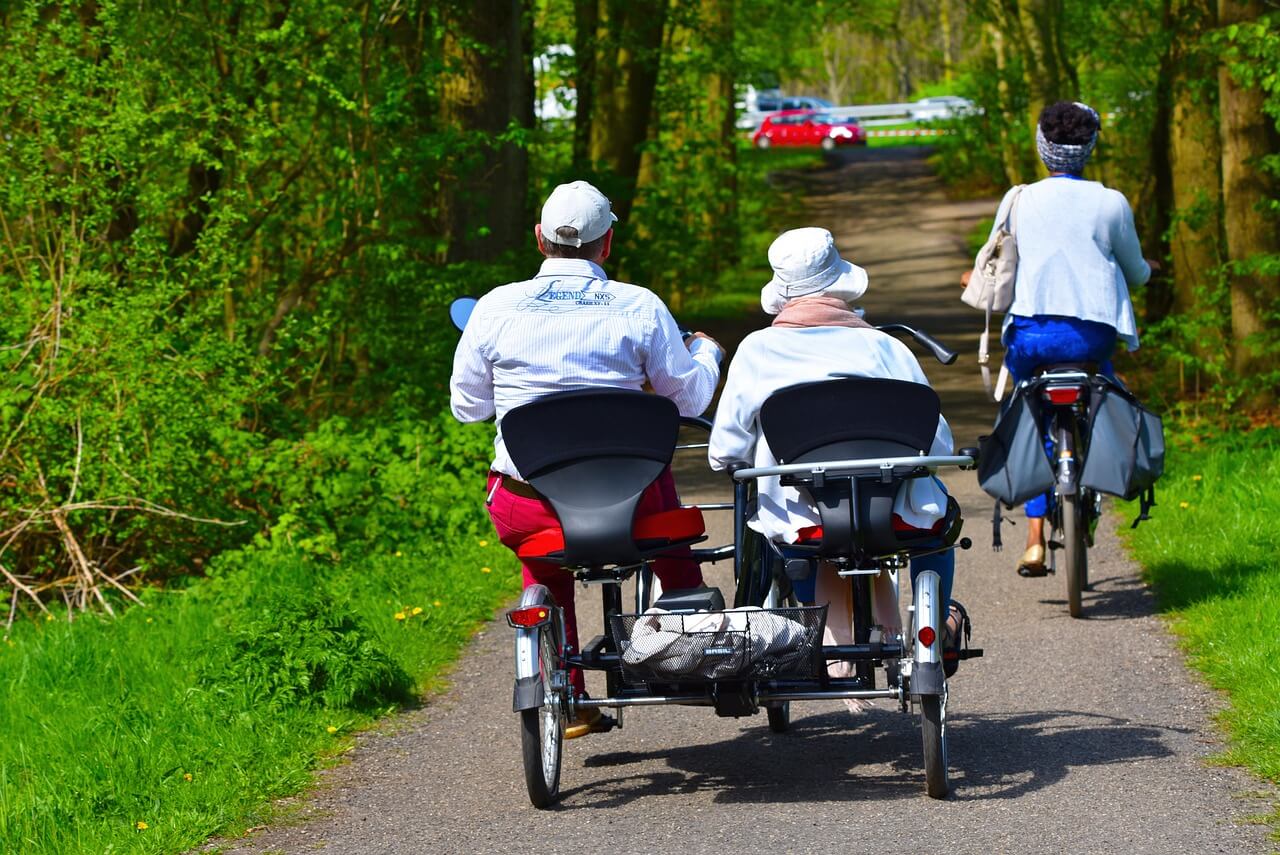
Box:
[1079,376,1164,526]
[977,389,1054,508]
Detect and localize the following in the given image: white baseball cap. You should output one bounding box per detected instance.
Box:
[760,227,868,314]
[540,180,618,246]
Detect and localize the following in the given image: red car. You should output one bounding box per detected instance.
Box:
[752,109,867,150]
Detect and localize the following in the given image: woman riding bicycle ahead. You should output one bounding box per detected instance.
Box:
[965,101,1152,576]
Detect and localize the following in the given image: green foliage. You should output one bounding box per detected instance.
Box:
[1123,427,1280,832]
[0,1,530,611]
[253,412,496,559]
[676,146,823,322]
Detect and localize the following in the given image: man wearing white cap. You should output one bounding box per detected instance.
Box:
[708,227,960,679]
[451,180,723,737]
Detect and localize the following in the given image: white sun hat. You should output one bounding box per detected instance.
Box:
[540,180,618,246]
[760,227,868,315]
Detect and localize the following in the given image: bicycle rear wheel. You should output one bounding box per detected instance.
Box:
[1063,493,1087,618]
[520,618,565,808]
[920,691,950,798]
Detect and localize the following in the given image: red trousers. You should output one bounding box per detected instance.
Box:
[485,468,703,695]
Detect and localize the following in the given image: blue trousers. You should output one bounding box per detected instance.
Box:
[1004,315,1116,518]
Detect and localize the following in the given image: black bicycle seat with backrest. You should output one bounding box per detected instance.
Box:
[760,377,956,558]
[501,388,705,568]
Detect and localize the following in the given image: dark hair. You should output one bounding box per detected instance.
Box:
[1038,101,1100,145]
[541,225,608,259]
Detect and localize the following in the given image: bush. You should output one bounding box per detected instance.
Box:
[202,587,413,713]
[252,411,496,559]
[0,2,519,616]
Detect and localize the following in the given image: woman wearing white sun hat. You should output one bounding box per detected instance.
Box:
[709,227,961,681]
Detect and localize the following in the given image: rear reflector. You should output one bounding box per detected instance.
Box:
[507,606,552,628]
[1044,387,1084,405]
[917,626,937,647]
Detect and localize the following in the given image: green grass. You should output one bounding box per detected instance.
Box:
[1122,426,1280,835]
[0,536,520,854]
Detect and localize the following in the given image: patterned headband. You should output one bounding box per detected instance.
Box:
[1036,101,1100,173]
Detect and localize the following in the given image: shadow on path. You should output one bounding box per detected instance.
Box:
[554,707,1178,809]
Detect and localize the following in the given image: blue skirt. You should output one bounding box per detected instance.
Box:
[1004,315,1116,383]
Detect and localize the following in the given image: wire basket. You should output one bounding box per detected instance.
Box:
[610,606,827,683]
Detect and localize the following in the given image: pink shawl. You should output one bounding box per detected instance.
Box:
[771,295,873,330]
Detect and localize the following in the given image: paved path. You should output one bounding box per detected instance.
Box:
[223,147,1273,855]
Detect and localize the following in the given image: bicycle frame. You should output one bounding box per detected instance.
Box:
[1023,370,1098,541]
[1017,368,1100,614]
[734,454,971,701]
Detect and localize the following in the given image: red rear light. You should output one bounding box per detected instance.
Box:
[1044,387,1084,405]
[507,606,552,628]
[917,626,936,647]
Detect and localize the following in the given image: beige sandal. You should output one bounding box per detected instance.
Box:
[1016,544,1048,577]
[564,706,603,739]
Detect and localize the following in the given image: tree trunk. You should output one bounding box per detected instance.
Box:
[940,0,954,86]
[1144,0,1177,323]
[702,0,736,272]
[1013,0,1076,173]
[439,0,531,262]
[588,0,667,219]
[1218,0,1280,393]
[1170,0,1224,338]
[572,0,598,169]
[989,25,1025,186]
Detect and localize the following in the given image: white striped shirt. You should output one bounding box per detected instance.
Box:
[450,258,723,479]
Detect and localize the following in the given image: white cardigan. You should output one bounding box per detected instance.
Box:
[708,325,953,543]
[992,177,1151,351]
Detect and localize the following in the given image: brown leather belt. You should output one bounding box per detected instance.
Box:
[491,471,544,500]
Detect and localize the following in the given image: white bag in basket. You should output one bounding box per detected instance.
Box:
[727,606,808,658]
[623,610,703,669]
[623,607,807,676]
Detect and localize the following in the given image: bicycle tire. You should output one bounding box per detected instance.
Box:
[1063,493,1086,618]
[921,693,950,798]
[519,622,563,808]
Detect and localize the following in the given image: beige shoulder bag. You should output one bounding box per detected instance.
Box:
[962,185,1024,399]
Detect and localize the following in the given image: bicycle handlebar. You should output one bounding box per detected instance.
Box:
[874,323,958,365]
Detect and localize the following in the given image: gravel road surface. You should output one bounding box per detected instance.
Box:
[222,147,1274,855]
